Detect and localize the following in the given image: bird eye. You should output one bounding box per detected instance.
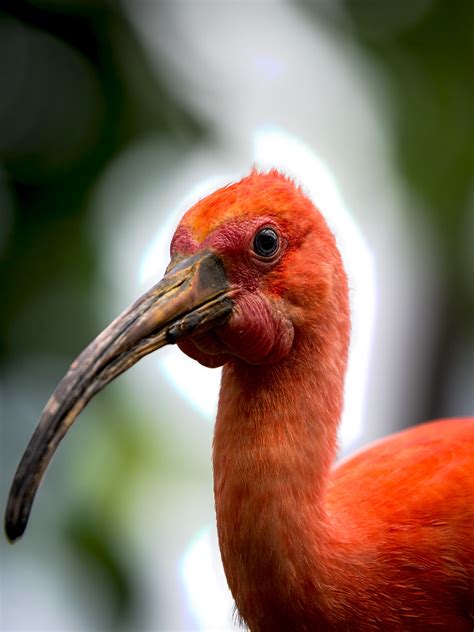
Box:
[252,227,279,258]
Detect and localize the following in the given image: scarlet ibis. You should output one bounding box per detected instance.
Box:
[5,170,474,630]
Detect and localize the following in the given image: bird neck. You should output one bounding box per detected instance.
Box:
[213,318,349,628]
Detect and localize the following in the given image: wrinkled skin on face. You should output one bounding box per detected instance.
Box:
[170,171,343,368]
[172,218,294,367]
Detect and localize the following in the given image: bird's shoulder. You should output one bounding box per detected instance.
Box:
[328,417,474,530]
[323,419,474,630]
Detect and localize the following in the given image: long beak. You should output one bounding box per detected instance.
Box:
[5,251,233,543]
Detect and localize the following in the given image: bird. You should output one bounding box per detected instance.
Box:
[5,169,474,630]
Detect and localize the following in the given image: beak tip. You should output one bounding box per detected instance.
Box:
[4,507,25,544]
[5,524,22,545]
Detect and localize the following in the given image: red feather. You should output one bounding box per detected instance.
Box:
[180,170,474,630]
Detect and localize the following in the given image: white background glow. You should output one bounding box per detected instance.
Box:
[89,3,437,630]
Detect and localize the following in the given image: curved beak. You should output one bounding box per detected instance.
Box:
[5,251,233,543]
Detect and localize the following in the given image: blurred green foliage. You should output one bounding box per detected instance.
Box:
[303,0,474,416]
[344,1,474,257]
[63,511,137,628]
[1,1,204,627]
[0,0,204,363]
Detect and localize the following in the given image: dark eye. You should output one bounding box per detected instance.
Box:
[252,227,279,258]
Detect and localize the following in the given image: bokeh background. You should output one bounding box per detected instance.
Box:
[1,1,473,630]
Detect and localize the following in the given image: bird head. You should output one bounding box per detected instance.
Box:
[5,169,348,542]
[172,169,347,367]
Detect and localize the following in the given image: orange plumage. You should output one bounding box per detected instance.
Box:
[176,170,474,630]
[5,169,474,630]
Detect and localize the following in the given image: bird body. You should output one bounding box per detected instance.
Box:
[216,365,474,630]
[328,419,474,629]
[180,170,474,629]
[214,344,474,630]
[6,169,474,630]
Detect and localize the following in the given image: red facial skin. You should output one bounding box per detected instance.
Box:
[171,170,341,368]
[172,217,294,367]
[170,170,474,631]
